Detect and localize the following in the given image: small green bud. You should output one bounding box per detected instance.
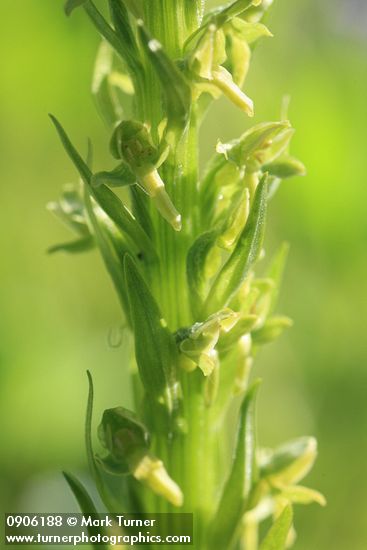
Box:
[98,407,149,472]
[97,407,183,506]
[47,184,90,237]
[110,120,159,176]
[217,315,258,352]
[263,156,307,179]
[252,316,293,345]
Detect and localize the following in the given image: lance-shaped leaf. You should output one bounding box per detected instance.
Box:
[123,0,143,18]
[84,1,142,74]
[85,371,122,513]
[124,254,178,409]
[203,174,268,316]
[129,185,154,239]
[137,21,191,136]
[186,228,220,317]
[65,0,87,16]
[49,114,156,262]
[108,0,138,54]
[208,380,261,549]
[84,186,131,318]
[259,505,293,550]
[63,472,108,550]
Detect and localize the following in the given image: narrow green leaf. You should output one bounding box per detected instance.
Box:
[124,254,178,409]
[49,114,156,262]
[93,184,157,261]
[48,236,95,255]
[108,0,137,53]
[203,174,268,316]
[122,0,143,18]
[129,185,154,239]
[63,472,108,550]
[85,371,122,513]
[259,505,293,550]
[137,21,191,136]
[84,186,131,317]
[85,371,103,491]
[49,114,91,183]
[208,380,261,549]
[186,229,220,317]
[65,0,87,16]
[84,1,141,73]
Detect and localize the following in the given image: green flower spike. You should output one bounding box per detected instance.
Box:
[110,120,182,231]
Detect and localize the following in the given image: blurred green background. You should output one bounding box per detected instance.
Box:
[1,0,366,548]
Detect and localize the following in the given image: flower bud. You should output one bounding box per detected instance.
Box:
[97,407,183,506]
[98,407,149,471]
[251,316,293,345]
